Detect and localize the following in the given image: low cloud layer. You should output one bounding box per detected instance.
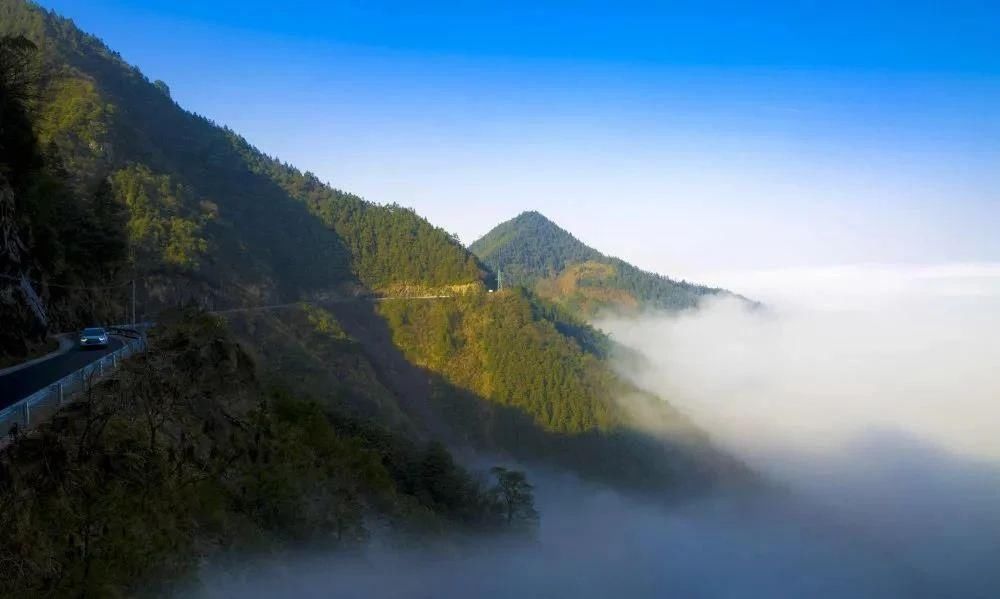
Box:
[190,264,1000,598]
[603,263,1000,460]
[600,263,1000,596]
[190,476,937,598]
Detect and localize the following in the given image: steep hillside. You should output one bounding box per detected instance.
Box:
[0,0,748,501]
[375,288,748,492]
[0,311,535,596]
[0,32,129,358]
[472,210,602,282]
[0,0,484,346]
[471,211,732,316]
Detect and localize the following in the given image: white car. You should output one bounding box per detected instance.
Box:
[79,327,110,349]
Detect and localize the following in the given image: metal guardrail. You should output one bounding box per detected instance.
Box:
[0,329,148,437]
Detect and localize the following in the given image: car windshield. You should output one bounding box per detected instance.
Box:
[83,328,105,335]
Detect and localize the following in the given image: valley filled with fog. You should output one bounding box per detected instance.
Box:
[3,2,997,596]
[602,264,1000,597]
[190,264,1000,598]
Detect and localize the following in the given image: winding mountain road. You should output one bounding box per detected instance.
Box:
[0,338,125,409]
[0,294,454,409]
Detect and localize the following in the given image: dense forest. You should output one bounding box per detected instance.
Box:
[0,311,536,596]
[376,288,748,492]
[0,33,128,360]
[0,0,745,491]
[0,1,750,593]
[0,0,486,351]
[471,211,735,317]
[230,139,485,290]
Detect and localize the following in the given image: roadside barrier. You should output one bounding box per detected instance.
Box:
[0,326,148,437]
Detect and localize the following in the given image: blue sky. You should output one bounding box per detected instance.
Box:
[41,0,1000,280]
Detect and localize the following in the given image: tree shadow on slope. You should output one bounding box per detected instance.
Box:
[26,11,358,307]
[222,306,420,438]
[326,298,753,501]
[10,9,752,499]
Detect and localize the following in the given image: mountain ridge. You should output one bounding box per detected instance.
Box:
[471,210,741,317]
[0,2,753,592]
[0,0,747,493]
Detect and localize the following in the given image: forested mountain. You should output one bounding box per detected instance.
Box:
[0,0,745,486]
[0,0,484,352]
[0,311,537,596]
[0,1,750,593]
[471,211,736,317]
[376,288,746,491]
[0,32,129,359]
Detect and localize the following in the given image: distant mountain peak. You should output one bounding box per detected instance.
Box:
[470,211,598,274]
[508,210,571,231]
[510,210,559,226]
[471,211,738,315]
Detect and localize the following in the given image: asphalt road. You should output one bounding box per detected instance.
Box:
[0,337,125,409]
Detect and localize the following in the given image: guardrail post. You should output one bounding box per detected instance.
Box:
[1,325,151,436]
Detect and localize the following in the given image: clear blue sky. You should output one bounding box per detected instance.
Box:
[40,0,1000,279]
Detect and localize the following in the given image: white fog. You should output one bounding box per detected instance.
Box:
[189,264,1000,598]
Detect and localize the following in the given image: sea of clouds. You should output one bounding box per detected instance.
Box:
[189,263,1000,598]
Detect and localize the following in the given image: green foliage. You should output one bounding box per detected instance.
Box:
[0,310,536,596]
[111,164,210,271]
[225,304,414,432]
[0,35,38,190]
[0,32,130,355]
[84,178,128,265]
[471,211,730,315]
[229,139,486,289]
[1,0,327,306]
[153,79,170,97]
[37,75,113,184]
[472,211,602,285]
[0,0,743,539]
[379,289,623,434]
[376,289,749,492]
[490,467,539,529]
[1,0,486,315]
